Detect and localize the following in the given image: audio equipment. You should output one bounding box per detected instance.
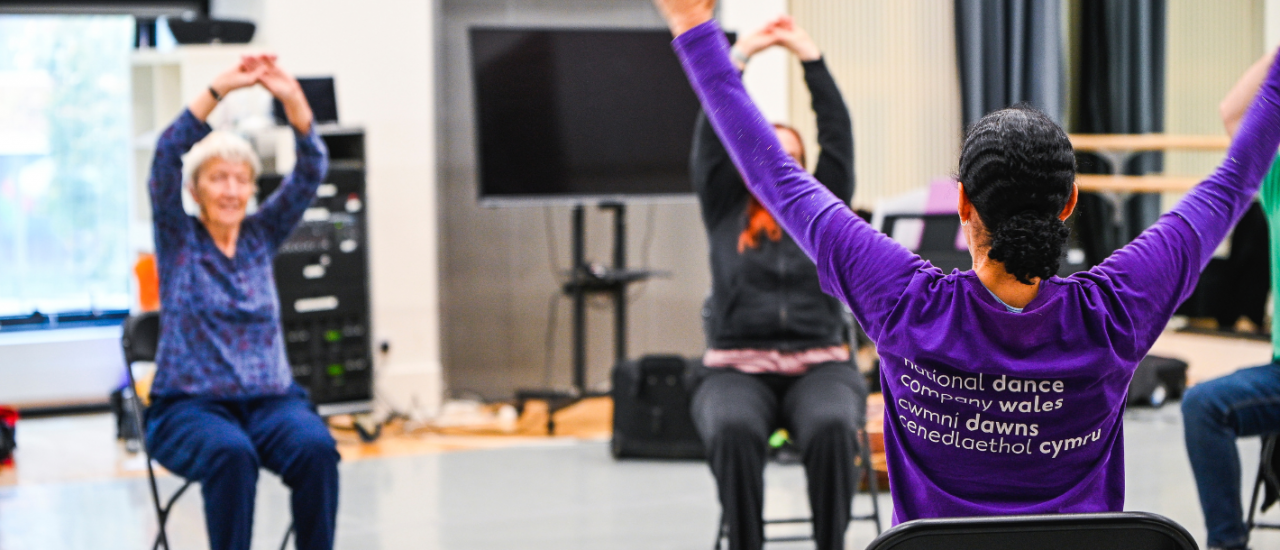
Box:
[258,128,371,416]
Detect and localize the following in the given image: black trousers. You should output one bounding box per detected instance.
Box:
[691,361,868,550]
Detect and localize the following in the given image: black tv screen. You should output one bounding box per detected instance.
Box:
[470,27,704,202]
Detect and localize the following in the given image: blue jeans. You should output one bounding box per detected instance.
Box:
[1183,362,1280,549]
[146,386,340,550]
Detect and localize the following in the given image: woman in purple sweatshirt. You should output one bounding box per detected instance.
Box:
[652,0,1280,523]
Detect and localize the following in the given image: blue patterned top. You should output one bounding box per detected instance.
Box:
[149,109,328,398]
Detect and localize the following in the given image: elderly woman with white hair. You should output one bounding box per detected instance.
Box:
[144,54,337,550]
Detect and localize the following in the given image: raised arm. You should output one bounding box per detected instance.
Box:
[802,59,853,202]
[1088,50,1280,353]
[250,58,329,249]
[1222,48,1279,137]
[149,112,211,254]
[669,18,922,340]
[150,59,264,255]
[692,19,788,225]
[691,110,749,225]
[774,17,854,203]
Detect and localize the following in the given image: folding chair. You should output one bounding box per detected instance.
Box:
[865,511,1196,550]
[713,429,882,548]
[121,312,295,550]
[1247,433,1280,531]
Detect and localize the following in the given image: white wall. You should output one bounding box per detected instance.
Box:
[220,0,442,417]
[1269,0,1280,50]
[720,0,790,123]
[788,0,964,211]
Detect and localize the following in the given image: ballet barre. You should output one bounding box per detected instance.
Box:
[1067,134,1227,232]
[1074,174,1202,194]
[1069,133,1229,154]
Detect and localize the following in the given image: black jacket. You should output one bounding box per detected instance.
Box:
[693,58,855,351]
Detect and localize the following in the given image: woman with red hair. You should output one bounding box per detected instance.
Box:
[688,15,866,550]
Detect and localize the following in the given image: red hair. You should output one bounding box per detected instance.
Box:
[738,124,805,253]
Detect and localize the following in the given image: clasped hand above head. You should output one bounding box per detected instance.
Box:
[192,53,314,133]
[732,15,821,69]
[651,0,818,69]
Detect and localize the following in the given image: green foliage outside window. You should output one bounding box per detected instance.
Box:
[0,16,133,319]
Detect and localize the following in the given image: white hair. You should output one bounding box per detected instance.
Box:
[181,131,262,189]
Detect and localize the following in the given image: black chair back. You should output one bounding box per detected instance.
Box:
[881,213,972,273]
[122,311,160,364]
[865,512,1196,550]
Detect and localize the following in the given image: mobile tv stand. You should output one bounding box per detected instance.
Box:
[517,202,662,435]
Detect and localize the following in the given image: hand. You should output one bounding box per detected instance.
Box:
[651,0,715,36]
[192,56,268,122]
[733,17,783,59]
[256,57,303,102]
[770,15,820,62]
[255,56,314,133]
[1222,47,1280,137]
[208,56,267,97]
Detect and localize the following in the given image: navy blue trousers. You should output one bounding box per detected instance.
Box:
[146,386,340,550]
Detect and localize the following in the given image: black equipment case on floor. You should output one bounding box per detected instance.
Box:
[611,355,705,459]
[1128,355,1189,408]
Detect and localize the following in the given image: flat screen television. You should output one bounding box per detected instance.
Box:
[274,77,338,126]
[470,27,712,203]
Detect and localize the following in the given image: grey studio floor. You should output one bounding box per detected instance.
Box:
[5,406,1280,550]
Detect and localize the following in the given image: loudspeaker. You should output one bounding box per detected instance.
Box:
[168,18,255,45]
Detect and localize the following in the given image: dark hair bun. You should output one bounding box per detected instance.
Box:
[987,211,1070,284]
[958,105,1075,285]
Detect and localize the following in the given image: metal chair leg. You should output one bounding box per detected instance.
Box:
[860,429,882,534]
[1249,469,1264,531]
[124,363,174,550]
[280,521,295,550]
[149,480,194,550]
[713,511,726,550]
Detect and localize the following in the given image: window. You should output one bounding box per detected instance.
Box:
[0,15,133,326]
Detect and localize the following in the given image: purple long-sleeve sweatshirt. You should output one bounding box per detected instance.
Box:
[671,20,1280,522]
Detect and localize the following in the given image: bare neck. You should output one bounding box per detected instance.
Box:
[971,249,1040,309]
[201,218,240,259]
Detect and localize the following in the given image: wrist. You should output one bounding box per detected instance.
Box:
[669,13,712,36]
[792,42,821,62]
[730,47,750,70]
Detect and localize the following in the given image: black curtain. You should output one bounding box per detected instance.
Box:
[1073,0,1167,265]
[955,0,1065,127]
